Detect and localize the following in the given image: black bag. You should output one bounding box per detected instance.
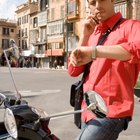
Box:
[70,80,83,129]
[70,63,91,129]
[70,80,83,107]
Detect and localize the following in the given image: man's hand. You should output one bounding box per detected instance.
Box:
[69,47,93,66]
[81,15,98,38]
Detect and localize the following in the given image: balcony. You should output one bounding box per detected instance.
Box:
[46,49,64,56]
[67,0,80,20]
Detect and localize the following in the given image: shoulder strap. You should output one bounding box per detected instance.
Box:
[97,18,124,45]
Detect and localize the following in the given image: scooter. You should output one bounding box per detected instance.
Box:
[0,40,108,140]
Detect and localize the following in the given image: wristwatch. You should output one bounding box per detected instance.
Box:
[91,46,96,60]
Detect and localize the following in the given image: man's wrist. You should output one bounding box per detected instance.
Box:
[91,46,97,60]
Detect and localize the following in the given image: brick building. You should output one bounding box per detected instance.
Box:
[0,19,17,66]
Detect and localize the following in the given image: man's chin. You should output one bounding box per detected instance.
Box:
[98,17,108,22]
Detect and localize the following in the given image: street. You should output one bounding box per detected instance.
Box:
[0,67,140,140]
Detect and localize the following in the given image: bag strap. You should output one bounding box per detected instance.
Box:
[97,18,124,45]
[81,17,124,82]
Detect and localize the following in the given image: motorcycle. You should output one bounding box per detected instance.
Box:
[0,40,108,140]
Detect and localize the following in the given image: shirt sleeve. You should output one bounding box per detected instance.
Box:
[120,41,140,63]
[67,57,85,77]
[120,20,140,63]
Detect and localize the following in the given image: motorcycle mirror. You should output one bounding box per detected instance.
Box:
[85,90,108,118]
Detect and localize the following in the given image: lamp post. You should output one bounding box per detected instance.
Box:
[51,45,53,68]
[66,0,69,69]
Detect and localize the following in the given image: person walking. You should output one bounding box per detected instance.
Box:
[68,0,140,140]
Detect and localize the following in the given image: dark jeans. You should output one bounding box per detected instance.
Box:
[75,117,130,140]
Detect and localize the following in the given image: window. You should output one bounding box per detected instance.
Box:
[40,28,46,41]
[26,15,28,23]
[22,29,24,37]
[2,28,9,35]
[18,30,21,37]
[115,2,127,18]
[22,16,24,24]
[67,22,74,33]
[22,40,27,50]
[24,28,27,37]
[25,40,27,49]
[22,40,24,49]
[47,20,64,36]
[68,0,79,17]
[2,39,9,49]
[55,42,59,49]
[40,0,49,11]
[22,15,28,24]
[18,40,20,48]
[50,42,63,49]
[18,18,21,25]
[48,43,51,49]
[59,42,63,49]
[33,17,38,28]
[11,29,14,32]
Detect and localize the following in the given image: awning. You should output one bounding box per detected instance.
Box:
[22,50,34,57]
[34,42,47,46]
[46,49,64,56]
[35,54,45,58]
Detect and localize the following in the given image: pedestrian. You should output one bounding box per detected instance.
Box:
[54,59,58,69]
[59,60,63,69]
[68,0,140,140]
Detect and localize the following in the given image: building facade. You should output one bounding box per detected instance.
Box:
[33,0,48,68]
[0,19,17,66]
[1,0,140,68]
[15,0,38,67]
[46,0,65,68]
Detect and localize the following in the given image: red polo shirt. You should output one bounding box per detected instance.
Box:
[68,12,140,122]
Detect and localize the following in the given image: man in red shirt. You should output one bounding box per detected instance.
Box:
[68,0,140,140]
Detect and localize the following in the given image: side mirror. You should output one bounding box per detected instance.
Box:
[85,90,108,118]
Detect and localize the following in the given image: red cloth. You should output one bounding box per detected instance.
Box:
[68,12,140,122]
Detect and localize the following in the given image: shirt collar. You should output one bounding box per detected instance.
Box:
[95,12,122,34]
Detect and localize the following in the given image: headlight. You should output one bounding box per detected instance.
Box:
[4,108,18,139]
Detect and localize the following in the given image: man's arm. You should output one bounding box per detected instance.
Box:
[97,45,131,60]
[70,45,131,67]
